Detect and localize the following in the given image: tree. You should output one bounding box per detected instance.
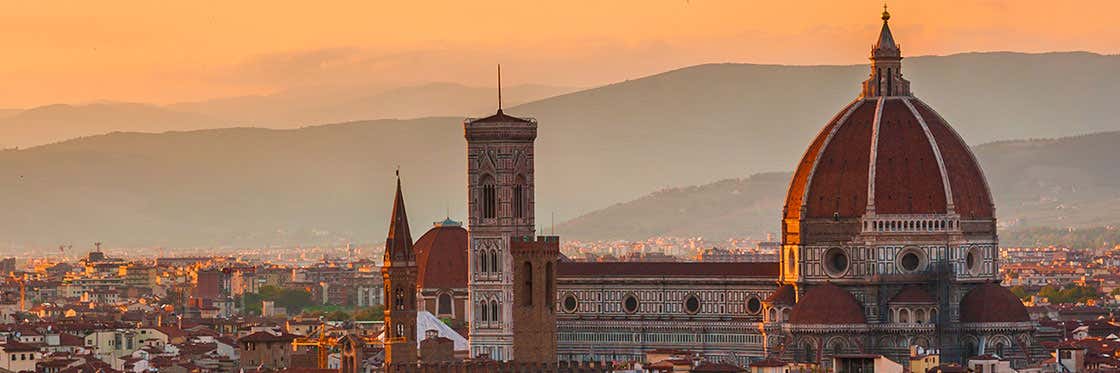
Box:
[326,310,351,321]
[352,306,384,321]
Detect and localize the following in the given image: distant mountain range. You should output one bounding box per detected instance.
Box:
[556,131,1120,241]
[0,83,576,149]
[0,52,1118,248]
[169,82,577,129]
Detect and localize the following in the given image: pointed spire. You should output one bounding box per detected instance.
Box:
[384,170,413,263]
[873,4,899,57]
[861,4,910,97]
[497,64,503,114]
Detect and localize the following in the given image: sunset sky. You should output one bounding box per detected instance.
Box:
[2,0,1117,108]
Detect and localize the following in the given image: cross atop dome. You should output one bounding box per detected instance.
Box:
[861,4,910,97]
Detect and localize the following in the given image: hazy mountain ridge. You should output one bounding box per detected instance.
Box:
[0,102,227,149]
[0,83,576,149]
[1,52,1119,247]
[557,131,1120,240]
[169,82,578,128]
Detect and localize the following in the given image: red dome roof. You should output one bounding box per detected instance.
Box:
[959,283,1030,323]
[765,284,797,306]
[414,223,468,290]
[784,97,993,223]
[788,283,866,325]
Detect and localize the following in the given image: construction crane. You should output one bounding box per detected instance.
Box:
[292,323,339,368]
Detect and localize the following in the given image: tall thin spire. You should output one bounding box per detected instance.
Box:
[497,64,503,113]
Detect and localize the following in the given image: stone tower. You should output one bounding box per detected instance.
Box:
[381,175,418,366]
[511,235,559,363]
[464,75,538,360]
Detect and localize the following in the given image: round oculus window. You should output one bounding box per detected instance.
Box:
[825,248,849,277]
[966,247,982,275]
[900,251,921,272]
[562,294,578,313]
[746,296,762,314]
[685,294,701,314]
[623,294,639,314]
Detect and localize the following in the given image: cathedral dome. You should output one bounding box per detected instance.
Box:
[414,220,469,290]
[959,283,1030,323]
[788,283,865,325]
[782,11,993,245]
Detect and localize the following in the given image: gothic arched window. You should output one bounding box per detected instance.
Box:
[394,287,405,310]
[479,301,489,324]
[478,250,487,273]
[480,174,497,219]
[513,175,527,219]
[490,300,500,323]
[521,261,533,307]
[490,250,500,274]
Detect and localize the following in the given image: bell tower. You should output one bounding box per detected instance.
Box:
[464,65,538,361]
[381,173,418,367]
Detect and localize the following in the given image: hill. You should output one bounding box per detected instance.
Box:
[557,132,1120,240]
[0,103,227,149]
[170,82,577,128]
[1,52,1119,247]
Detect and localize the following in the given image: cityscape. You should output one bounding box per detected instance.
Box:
[1,2,1119,373]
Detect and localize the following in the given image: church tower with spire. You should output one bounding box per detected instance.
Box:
[463,66,551,361]
[381,173,418,367]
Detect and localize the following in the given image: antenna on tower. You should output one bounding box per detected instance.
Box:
[497,64,503,112]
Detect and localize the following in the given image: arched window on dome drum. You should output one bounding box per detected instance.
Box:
[781,308,791,321]
[769,308,778,322]
[521,262,533,307]
[438,293,452,315]
[914,308,926,323]
[480,174,496,219]
[929,308,937,323]
[899,308,910,323]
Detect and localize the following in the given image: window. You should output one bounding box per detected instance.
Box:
[684,294,701,314]
[901,252,921,272]
[522,262,533,306]
[438,293,452,315]
[562,294,578,313]
[394,287,406,310]
[490,250,500,274]
[478,250,487,273]
[513,174,527,219]
[899,308,910,323]
[480,174,497,219]
[491,300,500,323]
[825,248,849,277]
[623,294,639,314]
[747,297,762,314]
[479,302,489,323]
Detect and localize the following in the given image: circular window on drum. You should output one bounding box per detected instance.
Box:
[824,248,849,277]
[684,294,701,314]
[562,293,578,313]
[622,293,639,314]
[966,246,983,275]
[746,296,762,314]
[897,248,926,273]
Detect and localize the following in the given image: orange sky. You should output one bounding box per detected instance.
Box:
[2,0,1117,108]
